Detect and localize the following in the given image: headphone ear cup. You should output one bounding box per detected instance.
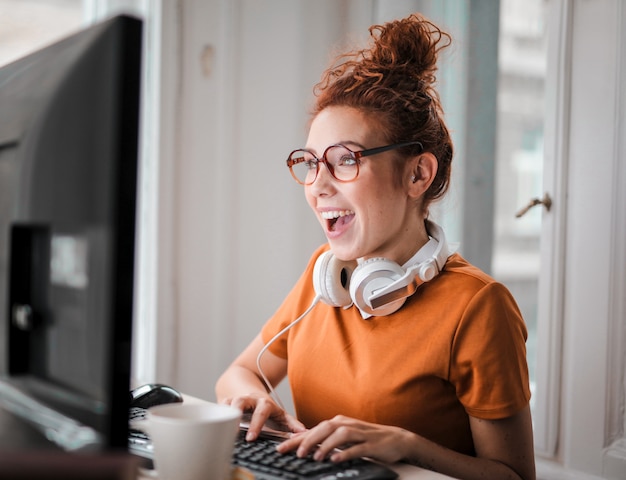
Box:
[313,251,356,307]
[349,258,407,316]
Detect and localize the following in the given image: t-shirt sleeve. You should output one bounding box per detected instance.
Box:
[449,281,531,419]
[261,245,329,359]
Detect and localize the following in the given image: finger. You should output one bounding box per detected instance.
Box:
[328,441,369,463]
[285,415,307,434]
[312,424,359,461]
[229,396,256,414]
[294,420,339,458]
[246,400,276,441]
[276,431,307,453]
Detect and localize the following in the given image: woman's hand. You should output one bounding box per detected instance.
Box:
[276,408,536,480]
[220,393,306,441]
[276,415,412,464]
[216,334,305,441]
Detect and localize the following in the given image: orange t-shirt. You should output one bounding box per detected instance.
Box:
[261,245,531,455]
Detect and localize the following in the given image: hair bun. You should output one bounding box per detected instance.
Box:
[315,14,451,103]
[366,14,450,86]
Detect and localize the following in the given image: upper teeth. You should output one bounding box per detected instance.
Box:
[321,210,354,220]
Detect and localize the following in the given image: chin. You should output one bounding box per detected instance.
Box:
[326,244,358,262]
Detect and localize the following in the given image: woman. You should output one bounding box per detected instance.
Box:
[216,13,535,480]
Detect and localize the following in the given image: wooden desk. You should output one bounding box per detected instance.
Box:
[139,459,454,480]
[388,462,456,479]
[138,455,454,480]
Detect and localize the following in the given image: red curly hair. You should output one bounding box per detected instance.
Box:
[312,14,453,209]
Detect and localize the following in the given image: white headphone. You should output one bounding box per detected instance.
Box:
[312,220,450,317]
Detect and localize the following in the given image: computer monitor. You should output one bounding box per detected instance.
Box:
[0,14,142,452]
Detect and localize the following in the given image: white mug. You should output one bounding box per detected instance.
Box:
[132,403,242,480]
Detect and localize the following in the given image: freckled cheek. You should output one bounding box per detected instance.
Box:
[368,203,387,222]
[368,200,400,233]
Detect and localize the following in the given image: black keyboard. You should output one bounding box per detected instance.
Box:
[233,430,398,480]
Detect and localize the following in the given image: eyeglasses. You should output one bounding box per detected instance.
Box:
[286,141,423,185]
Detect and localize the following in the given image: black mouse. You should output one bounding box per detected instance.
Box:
[129,383,184,409]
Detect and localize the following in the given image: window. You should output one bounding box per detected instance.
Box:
[492,0,548,409]
[0,0,83,67]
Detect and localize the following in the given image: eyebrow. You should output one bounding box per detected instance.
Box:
[303,140,369,155]
[341,140,367,150]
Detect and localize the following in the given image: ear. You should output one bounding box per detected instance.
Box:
[407,152,438,199]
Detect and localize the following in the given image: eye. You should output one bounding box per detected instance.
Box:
[303,158,318,170]
[335,152,358,167]
[289,151,317,169]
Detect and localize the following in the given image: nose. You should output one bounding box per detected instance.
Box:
[307,161,335,195]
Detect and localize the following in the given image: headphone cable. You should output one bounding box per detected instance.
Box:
[255,295,320,411]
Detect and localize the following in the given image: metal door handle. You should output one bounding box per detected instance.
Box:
[515,193,552,218]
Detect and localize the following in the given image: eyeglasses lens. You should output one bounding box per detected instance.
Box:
[327,146,358,182]
[288,150,317,185]
[288,146,358,185]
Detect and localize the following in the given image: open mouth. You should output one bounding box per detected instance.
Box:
[321,210,355,232]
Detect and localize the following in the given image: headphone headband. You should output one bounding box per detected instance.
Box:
[367,220,448,310]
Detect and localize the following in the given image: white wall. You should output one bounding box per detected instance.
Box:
[147,0,380,401]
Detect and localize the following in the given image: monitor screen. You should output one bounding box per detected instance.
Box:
[0,14,142,452]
